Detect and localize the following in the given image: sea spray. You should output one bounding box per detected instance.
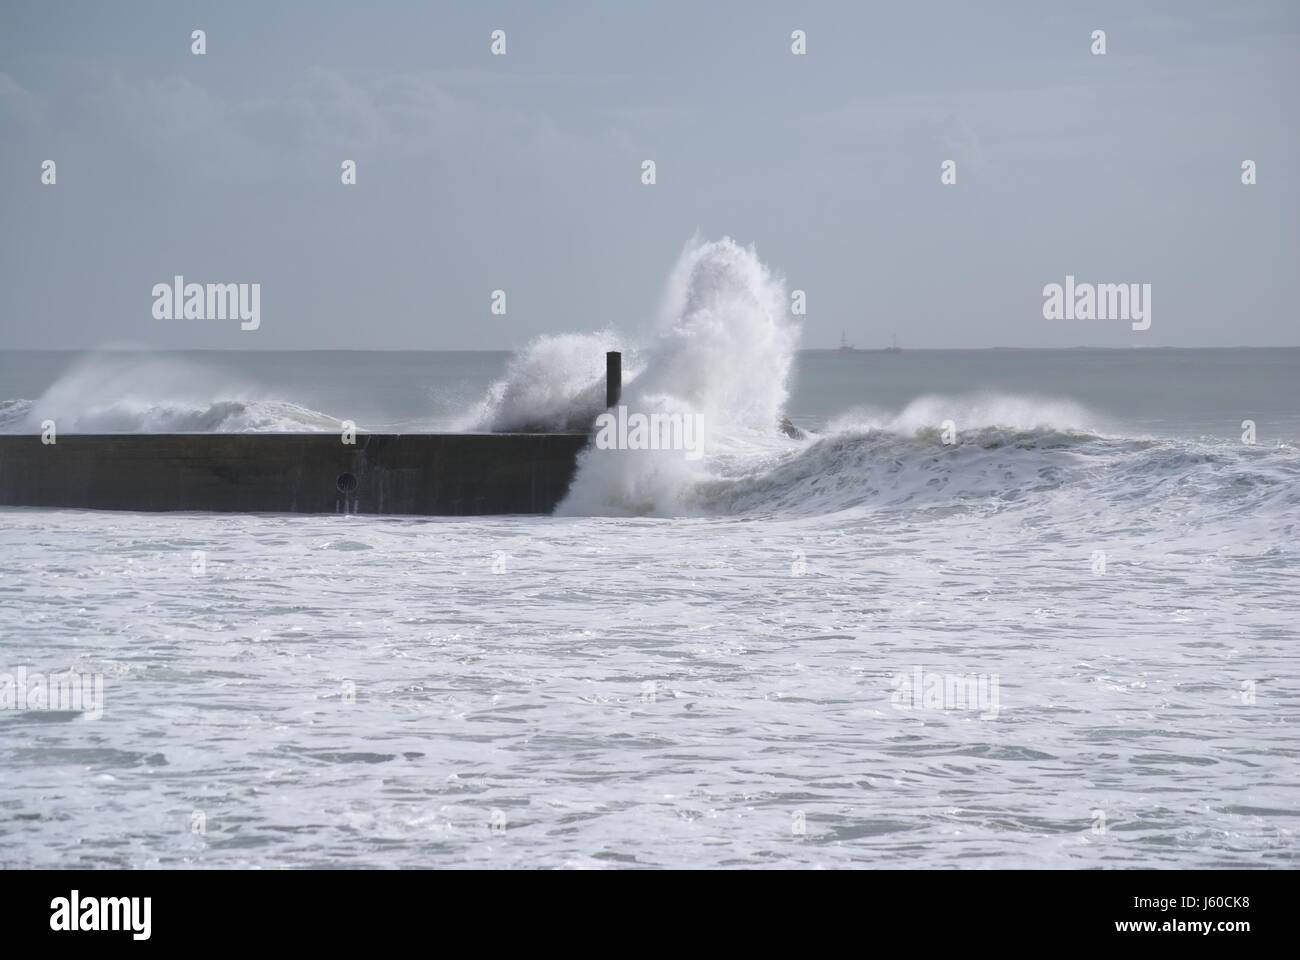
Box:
[824,393,1108,439]
[631,236,797,433]
[464,331,632,433]
[555,237,800,515]
[4,354,345,433]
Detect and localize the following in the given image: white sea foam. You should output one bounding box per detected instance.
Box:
[2,330,1298,869]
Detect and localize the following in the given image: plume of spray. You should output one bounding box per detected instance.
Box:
[462,331,631,433]
[557,236,800,515]
[464,236,799,514]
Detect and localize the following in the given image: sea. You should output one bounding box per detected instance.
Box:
[1,240,1297,868]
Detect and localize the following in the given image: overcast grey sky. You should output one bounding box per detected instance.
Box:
[1,0,1296,350]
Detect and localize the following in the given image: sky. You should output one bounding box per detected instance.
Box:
[0,0,1296,350]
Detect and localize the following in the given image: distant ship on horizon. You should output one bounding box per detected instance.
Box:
[838,331,901,354]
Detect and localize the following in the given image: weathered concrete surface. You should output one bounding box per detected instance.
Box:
[0,433,589,515]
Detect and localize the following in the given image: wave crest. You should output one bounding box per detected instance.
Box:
[0,355,345,433]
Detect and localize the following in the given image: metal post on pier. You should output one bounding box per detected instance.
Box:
[606,351,622,409]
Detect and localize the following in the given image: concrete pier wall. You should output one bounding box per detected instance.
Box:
[0,433,590,515]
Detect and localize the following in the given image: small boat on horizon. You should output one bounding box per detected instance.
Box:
[838,332,902,353]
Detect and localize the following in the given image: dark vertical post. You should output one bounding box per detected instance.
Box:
[606,351,622,408]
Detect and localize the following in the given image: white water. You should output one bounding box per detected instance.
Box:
[0,354,345,433]
[469,236,801,516]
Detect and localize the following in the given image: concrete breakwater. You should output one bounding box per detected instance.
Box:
[0,432,590,515]
[0,352,623,516]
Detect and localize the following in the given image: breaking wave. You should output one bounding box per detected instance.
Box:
[0,355,347,433]
[459,237,1299,521]
[697,427,1300,520]
[469,236,799,515]
[4,239,1296,526]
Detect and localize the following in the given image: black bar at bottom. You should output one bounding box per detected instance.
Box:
[0,868,1285,947]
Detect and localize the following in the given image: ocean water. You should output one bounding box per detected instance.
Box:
[1,240,1298,868]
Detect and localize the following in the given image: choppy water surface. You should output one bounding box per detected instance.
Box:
[1,426,1297,868]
